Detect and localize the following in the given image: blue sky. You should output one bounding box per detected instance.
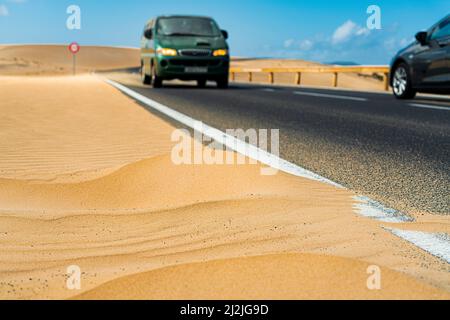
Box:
[0,0,448,64]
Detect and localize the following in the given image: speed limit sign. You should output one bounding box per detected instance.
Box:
[68,42,80,75]
[69,42,80,54]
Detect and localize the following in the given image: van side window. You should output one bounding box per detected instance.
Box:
[143,20,154,37]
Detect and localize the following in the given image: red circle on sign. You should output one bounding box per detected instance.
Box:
[69,42,80,54]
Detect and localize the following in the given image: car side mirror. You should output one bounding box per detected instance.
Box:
[144,29,153,40]
[221,30,229,39]
[415,31,428,45]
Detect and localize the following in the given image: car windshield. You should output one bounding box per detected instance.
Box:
[156,17,221,37]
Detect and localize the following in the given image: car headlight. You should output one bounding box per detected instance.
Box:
[156,48,178,56]
[213,49,228,57]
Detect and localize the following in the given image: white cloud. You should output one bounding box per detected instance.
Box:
[0,5,9,16]
[299,39,314,51]
[272,20,409,64]
[332,20,369,44]
[0,0,27,18]
[284,39,295,48]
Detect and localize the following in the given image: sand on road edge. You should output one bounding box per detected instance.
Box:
[0,74,448,300]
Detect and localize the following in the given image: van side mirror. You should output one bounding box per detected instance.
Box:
[144,29,153,40]
[221,30,229,39]
[415,31,428,45]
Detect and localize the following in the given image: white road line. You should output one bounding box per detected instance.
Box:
[104,78,341,187]
[353,196,413,223]
[409,103,450,111]
[104,78,450,264]
[261,88,275,92]
[385,228,450,264]
[293,91,368,102]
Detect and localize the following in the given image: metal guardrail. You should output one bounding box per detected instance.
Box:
[230,66,391,91]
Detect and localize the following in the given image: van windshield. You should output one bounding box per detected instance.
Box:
[156,17,221,37]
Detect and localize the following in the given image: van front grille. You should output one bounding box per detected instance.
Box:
[169,59,221,67]
[179,49,212,57]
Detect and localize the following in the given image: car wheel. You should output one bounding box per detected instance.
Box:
[197,79,207,88]
[141,62,152,85]
[216,76,229,89]
[392,63,416,99]
[151,64,163,88]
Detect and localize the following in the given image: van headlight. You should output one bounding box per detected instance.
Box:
[156,48,178,56]
[213,49,228,57]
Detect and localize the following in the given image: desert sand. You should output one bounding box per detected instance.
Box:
[0,45,140,75]
[75,254,448,300]
[0,45,448,300]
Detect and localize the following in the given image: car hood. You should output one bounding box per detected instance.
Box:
[156,36,228,50]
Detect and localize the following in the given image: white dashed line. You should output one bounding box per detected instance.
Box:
[293,91,368,102]
[409,103,450,111]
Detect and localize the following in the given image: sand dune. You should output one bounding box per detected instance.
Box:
[232,58,322,69]
[0,75,173,182]
[2,170,448,300]
[0,153,342,217]
[0,46,448,300]
[75,254,449,300]
[0,45,140,75]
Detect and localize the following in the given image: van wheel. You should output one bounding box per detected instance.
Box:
[197,79,207,88]
[152,76,163,88]
[141,63,152,85]
[151,64,163,88]
[216,76,229,89]
[392,63,416,99]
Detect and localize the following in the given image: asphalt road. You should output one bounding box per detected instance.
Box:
[110,74,450,215]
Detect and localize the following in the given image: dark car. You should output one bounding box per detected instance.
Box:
[140,15,230,88]
[390,14,450,99]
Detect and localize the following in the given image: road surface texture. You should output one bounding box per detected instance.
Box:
[107,73,450,216]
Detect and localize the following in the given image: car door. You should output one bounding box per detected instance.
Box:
[412,17,450,88]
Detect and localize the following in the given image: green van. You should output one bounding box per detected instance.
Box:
[140,15,230,88]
